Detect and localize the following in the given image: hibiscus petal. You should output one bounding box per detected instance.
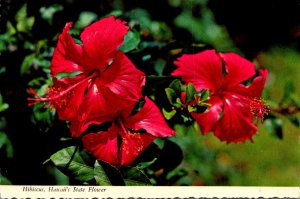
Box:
[78,54,143,121]
[125,97,176,137]
[221,52,256,89]
[75,78,133,130]
[80,16,129,70]
[82,126,119,166]
[213,94,257,143]
[101,51,145,102]
[191,96,223,134]
[229,69,268,98]
[51,22,84,78]
[172,50,223,93]
[70,112,116,138]
[120,131,155,166]
[51,75,89,121]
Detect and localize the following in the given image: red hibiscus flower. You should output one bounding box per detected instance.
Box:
[28,16,145,124]
[172,50,269,143]
[82,97,176,166]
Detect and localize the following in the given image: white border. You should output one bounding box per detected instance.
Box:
[1,186,300,198]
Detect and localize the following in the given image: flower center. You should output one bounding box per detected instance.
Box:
[247,97,270,123]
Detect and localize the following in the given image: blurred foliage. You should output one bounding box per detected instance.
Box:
[0,0,299,185]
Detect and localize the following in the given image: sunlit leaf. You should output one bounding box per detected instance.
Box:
[75,12,97,29]
[50,146,95,183]
[162,108,176,120]
[94,161,112,185]
[200,89,210,101]
[15,4,35,33]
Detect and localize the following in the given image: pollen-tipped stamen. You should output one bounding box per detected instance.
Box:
[248,97,270,123]
[27,72,97,107]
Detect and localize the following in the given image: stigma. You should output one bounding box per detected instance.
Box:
[248,97,270,123]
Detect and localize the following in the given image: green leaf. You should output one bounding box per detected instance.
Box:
[162,108,176,120]
[0,132,8,149]
[0,174,12,185]
[33,102,53,125]
[187,105,197,113]
[175,97,183,107]
[119,30,141,53]
[165,88,177,105]
[49,146,95,183]
[169,79,182,92]
[0,132,14,158]
[40,4,63,25]
[186,83,197,102]
[264,118,283,139]
[55,71,83,80]
[94,161,112,185]
[0,117,7,130]
[15,4,35,33]
[0,66,6,74]
[122,167,151,186]
[20,54,35,75]
[153,138,165,149]
[94,160,124,185]
[105,10,123,17]
[75,12,97,29]
[200,89,210,101]
[0,94,9,112]
[154,59,166,75]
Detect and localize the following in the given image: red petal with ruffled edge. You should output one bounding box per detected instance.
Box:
[101,51,145,102]
[120,131,155,166]
[51,22,84,80]
[191,96,223,134]
[82,126,119,166]
[231,69,268,98]
[172,50,223,93]
[80,16,129,71]
[213,94,257,143]
[220,52,256,90]
[125,97,176,137]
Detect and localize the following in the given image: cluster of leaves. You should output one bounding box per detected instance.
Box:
[163,79,210,122]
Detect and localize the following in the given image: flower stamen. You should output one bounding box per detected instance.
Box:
[27,72,97,107]
[248,97,270,123]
